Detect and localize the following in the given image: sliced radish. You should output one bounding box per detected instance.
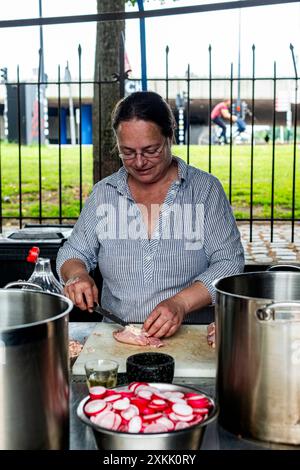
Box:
[112,398,130,411]
[129,382,149,393]
[91,408,111,425]
[174,413,194,423]
[152,392,167,400]
[119,423,128,432]
[112,413,122,431]
[103,393,122,403]
[130,397,149,412]
[128,416,142,433]
[164,391,184,399]
[148,399,168,411]
[172,403,193,417]
[128,382,140,392]
[105,389,120,396]
[168,412,193,422]
[166,397,187,404]
[156,416,175,431]
[137,390,153,400]
[193,407,209,415]
[186,396,211,408]
[119,391,134,399]
[168,412,179,422]
[89,386,107,400]
[141,407,154,416]
[135,385,159,394]
[185,392,206,399]
[152,399,167,406]
[175,421,189,430]
[95,411,116,430]
[143,423,169,433]
[142,412,163,422]
[84,399,107,416]
[169,391,185,399]
[189,415,204,426]
[121,405,139,421]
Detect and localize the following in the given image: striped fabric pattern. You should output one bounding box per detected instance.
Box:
[56,157,245,323]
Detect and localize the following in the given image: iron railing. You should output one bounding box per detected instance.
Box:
[0,2,299,242]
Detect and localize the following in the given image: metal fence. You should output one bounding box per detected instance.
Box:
[0,8,299,242]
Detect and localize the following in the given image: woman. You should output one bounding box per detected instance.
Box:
[57,91,244,338]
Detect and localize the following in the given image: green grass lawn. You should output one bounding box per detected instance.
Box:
[0,144,93,219]
[0,143,299,221]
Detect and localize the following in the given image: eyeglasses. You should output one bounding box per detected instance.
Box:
[119,139,167,161]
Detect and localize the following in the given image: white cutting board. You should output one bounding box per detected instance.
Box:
[72,323,216,378]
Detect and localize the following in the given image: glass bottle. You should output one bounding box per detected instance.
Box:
[27,257,63,294]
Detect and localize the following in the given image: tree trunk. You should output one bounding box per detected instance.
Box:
[93,0,125,183]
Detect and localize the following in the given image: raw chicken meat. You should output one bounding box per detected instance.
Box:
[113,324,164,348]
[69,339,83,367]
[207,322,215,348]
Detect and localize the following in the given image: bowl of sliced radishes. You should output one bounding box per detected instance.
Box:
[77,382,218,450]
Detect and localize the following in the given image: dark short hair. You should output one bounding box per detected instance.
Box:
[112,91,176,139]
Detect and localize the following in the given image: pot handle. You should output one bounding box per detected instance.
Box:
[256,302,300,321]
[267,264,300,272]
[4,281,43,291]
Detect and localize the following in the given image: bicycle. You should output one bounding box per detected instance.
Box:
[213,118,248,145]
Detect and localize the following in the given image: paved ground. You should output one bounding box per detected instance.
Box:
[238,222,300,265]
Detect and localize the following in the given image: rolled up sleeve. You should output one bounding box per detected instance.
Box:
[193,177,244,303]
[56,187,100,282]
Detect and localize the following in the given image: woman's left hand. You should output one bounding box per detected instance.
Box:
[142,297,186,338]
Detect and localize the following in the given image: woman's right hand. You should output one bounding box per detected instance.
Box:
[64,272,98,312]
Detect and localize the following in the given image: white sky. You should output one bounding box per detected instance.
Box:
[0,0,299,80]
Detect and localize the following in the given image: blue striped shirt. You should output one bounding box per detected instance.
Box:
[56,157,244,323]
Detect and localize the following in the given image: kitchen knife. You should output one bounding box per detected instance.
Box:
[93,304,128,327]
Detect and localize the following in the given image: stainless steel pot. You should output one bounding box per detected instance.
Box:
[77,383,218,450]
[0,288,73,449]
[214,270,300,445]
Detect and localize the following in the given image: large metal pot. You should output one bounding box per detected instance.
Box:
[214,270,300,445]
[0,288,73,449]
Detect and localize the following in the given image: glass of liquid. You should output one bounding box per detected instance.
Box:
[84,359,119,389]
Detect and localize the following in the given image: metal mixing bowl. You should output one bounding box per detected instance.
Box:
[77,383,218,450]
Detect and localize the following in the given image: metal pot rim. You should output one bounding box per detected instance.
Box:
[213,271,300,302]
[0,289,73,332]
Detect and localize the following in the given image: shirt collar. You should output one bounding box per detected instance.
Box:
[174,156,188,183]
[105,156,188,195]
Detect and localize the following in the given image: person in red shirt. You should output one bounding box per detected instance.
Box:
[211,99,237,144]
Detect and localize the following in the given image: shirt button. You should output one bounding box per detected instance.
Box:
[146,255,151,261]
[170,190,176,195]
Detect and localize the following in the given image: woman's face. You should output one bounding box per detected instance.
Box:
[116,119,172,185]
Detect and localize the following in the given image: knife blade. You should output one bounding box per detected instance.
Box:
[93,304,128,327]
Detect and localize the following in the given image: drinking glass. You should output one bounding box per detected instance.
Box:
[84,359,119,389]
